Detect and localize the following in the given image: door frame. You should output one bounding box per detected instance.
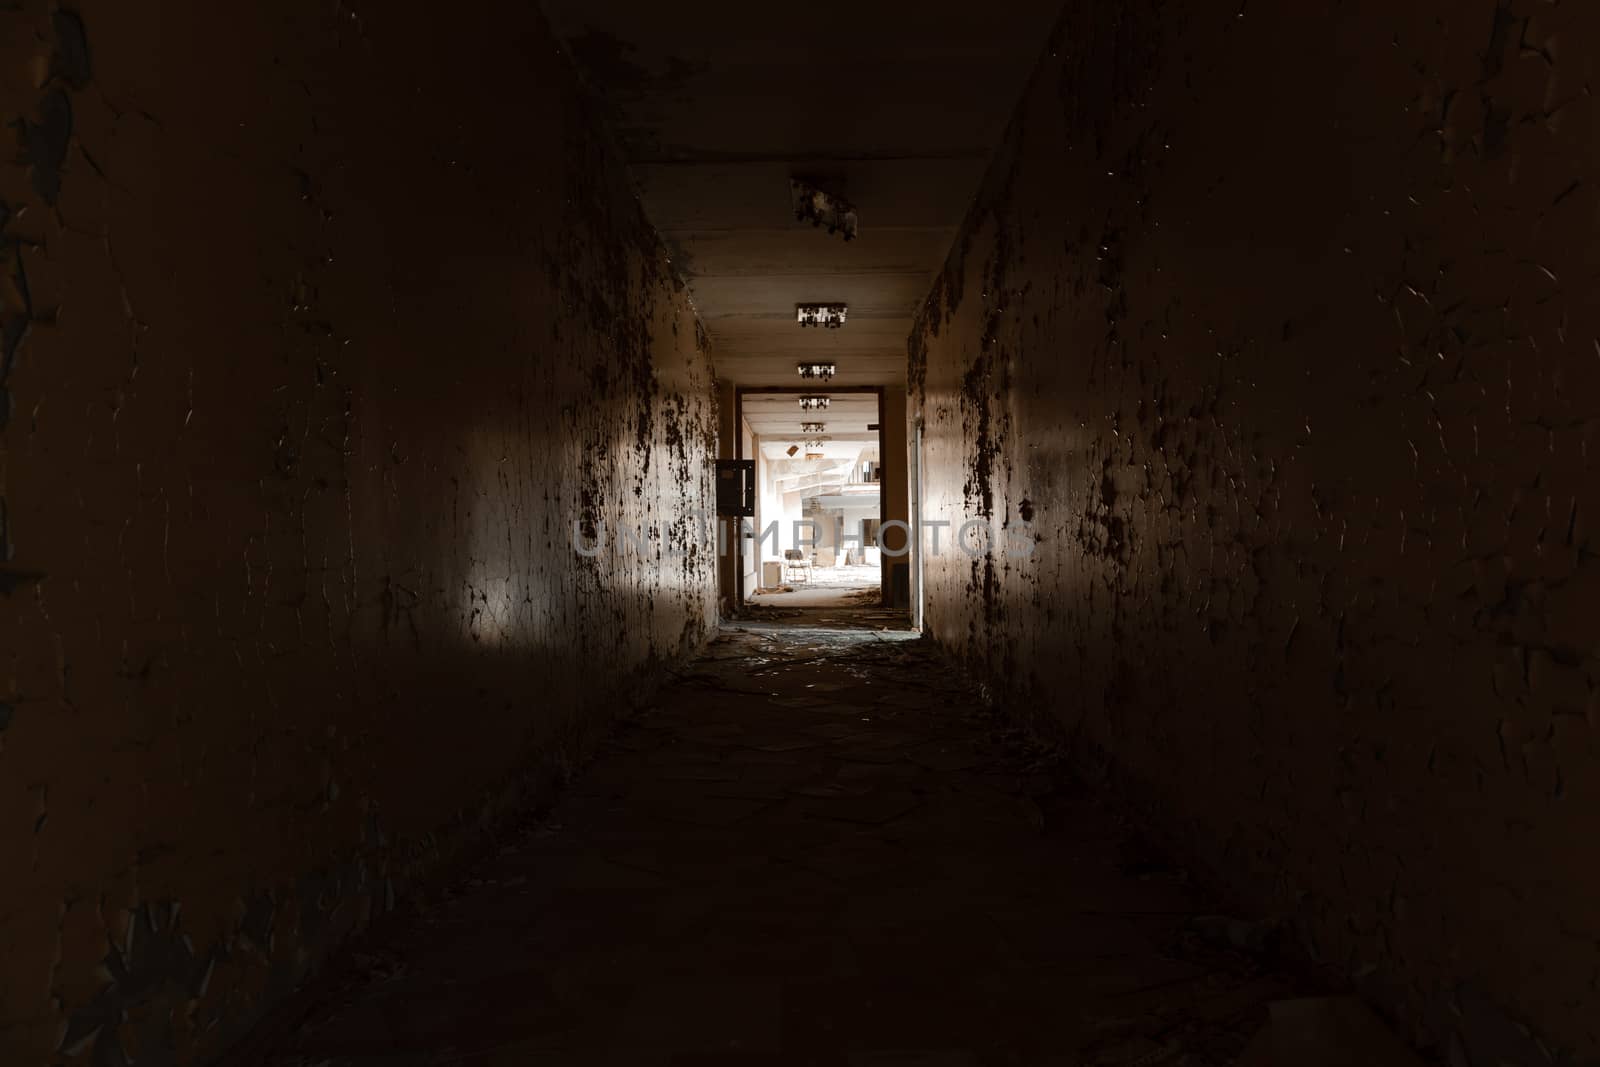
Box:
[911,415,925,632]
[733,385,886,607]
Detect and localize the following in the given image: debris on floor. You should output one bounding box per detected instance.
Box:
[1235,997,1428,1067]
[241,607,1403,1066]
[1185,914,1286,956]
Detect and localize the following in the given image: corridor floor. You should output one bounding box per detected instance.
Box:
[252,612,1306,1066]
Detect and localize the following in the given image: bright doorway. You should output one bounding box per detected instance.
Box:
[737,391,883,611]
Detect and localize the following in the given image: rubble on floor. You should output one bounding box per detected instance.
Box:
[1235,998,1428,1067]
[242,610,1395,1066]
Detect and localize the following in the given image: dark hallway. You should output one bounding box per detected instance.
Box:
[241,614,1316,1067]
[2,2,1597,1066]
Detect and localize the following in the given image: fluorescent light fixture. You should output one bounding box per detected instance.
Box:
[796,304,847,329]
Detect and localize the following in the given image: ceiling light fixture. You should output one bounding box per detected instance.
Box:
[798,395,830,412]
[790,178,858,241]
[797,361,837,380]
[796,304,847,330]
[801,422,825,435]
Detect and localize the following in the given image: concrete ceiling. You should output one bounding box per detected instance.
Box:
[541,1,1062,387]
[758,439,869,463]
[742,393,879,445]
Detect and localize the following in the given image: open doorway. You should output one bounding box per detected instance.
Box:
[737,391,883,611]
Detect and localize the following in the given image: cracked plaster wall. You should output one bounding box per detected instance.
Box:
[910,1,1599,1062]
[0,2,717,1063]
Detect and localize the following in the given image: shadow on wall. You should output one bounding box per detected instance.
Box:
[0,2,716,1064]
[909,1,1600,1065]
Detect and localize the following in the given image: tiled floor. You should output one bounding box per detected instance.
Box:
[252,610,1300,1066]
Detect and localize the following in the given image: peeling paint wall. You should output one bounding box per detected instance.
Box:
[910,1,1599,1062]
[0,3,717,1063]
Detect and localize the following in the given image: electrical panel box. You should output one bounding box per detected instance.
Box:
[715,460,755,517]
